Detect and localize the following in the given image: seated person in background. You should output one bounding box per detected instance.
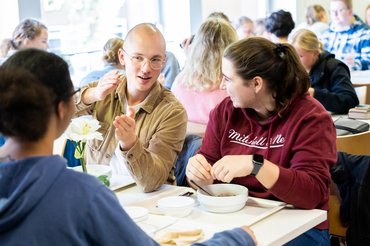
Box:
[295,4,329,37]
[0,18,48,64]
[80,37,125,86]
[207,11,231,22]
[290,29,359,114]
[0,49,256,246]
[0,19,49,146]
[180,11,231,55]
[160,51,181,90]
[75,23,187,192]
[254,18,267,37]
[172,17,237,125]
[186,38,336,245]
[320,0,370,71]
[264,9,295,43]
[172,17,237,186]
[235,16,255,39]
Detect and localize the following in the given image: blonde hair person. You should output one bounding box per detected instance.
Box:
[103,37,124,65]
[172,17,238,124]
[306,5,328,25]
[0,19,48,62]
[296,4,329,36]
[80,37,125,86]
[290,29,358,113]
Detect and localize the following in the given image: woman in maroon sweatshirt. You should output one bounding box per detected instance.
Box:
[186,37,336,246]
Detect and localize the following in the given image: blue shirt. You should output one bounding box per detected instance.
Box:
[321,21,370,71]
[80,63,124,87]
[0,155,254,245]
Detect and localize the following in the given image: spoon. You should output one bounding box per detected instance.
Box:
[189,180,215,196]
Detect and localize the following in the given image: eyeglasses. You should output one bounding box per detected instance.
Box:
[123,49,165,70]
[69,87,81,97]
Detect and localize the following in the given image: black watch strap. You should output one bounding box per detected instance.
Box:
[251,154,264,176]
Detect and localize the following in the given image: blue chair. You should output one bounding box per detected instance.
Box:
[63,139,81,167]
[0,135,5,146]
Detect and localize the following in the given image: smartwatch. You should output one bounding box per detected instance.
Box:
[251,153,264,176]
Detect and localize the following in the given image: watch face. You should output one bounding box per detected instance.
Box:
[254,154,264,163]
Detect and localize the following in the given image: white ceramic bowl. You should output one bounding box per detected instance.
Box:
[157,196,195,217]
[71,164,112,179]
[197,183,248,213]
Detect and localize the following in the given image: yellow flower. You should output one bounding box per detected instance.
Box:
[65,116,103,142]
[64,116,103,174]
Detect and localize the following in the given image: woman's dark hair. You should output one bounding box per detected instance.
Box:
[223,37,310,115]
[265,10,295,38]
[0,49,74,141]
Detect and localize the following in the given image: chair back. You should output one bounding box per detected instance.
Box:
[336,131,370,155]
[330,130,370,238]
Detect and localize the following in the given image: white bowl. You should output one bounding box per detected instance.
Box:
[197,183,248,213]
[71,164,112,179]
[157,196,195,217]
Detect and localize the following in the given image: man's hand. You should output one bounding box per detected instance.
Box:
[113,106,137,151]
[82,70,121,105]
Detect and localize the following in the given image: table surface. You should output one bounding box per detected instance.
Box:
[351,70,370,84]
[115,184,326,246]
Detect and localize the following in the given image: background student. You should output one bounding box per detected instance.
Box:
[290,28,359,114]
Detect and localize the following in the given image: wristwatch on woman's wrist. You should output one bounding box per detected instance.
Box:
[251,154,264,176]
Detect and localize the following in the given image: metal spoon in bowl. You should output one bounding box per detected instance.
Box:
[189,179,215,196]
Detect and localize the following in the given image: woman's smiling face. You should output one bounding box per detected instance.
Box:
[220,57,257,109]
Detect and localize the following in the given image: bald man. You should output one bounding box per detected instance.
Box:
[75,23,187,192]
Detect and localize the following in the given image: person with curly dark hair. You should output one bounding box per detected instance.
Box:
[265,9,295,43]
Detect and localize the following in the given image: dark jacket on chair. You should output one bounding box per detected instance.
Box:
[332,152,370,245]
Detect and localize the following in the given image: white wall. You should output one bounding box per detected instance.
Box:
[0,0,19,40]
[200,0,370,27]
[201,0,268,23]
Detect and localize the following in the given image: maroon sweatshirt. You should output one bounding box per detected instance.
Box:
[200,94,337,229]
